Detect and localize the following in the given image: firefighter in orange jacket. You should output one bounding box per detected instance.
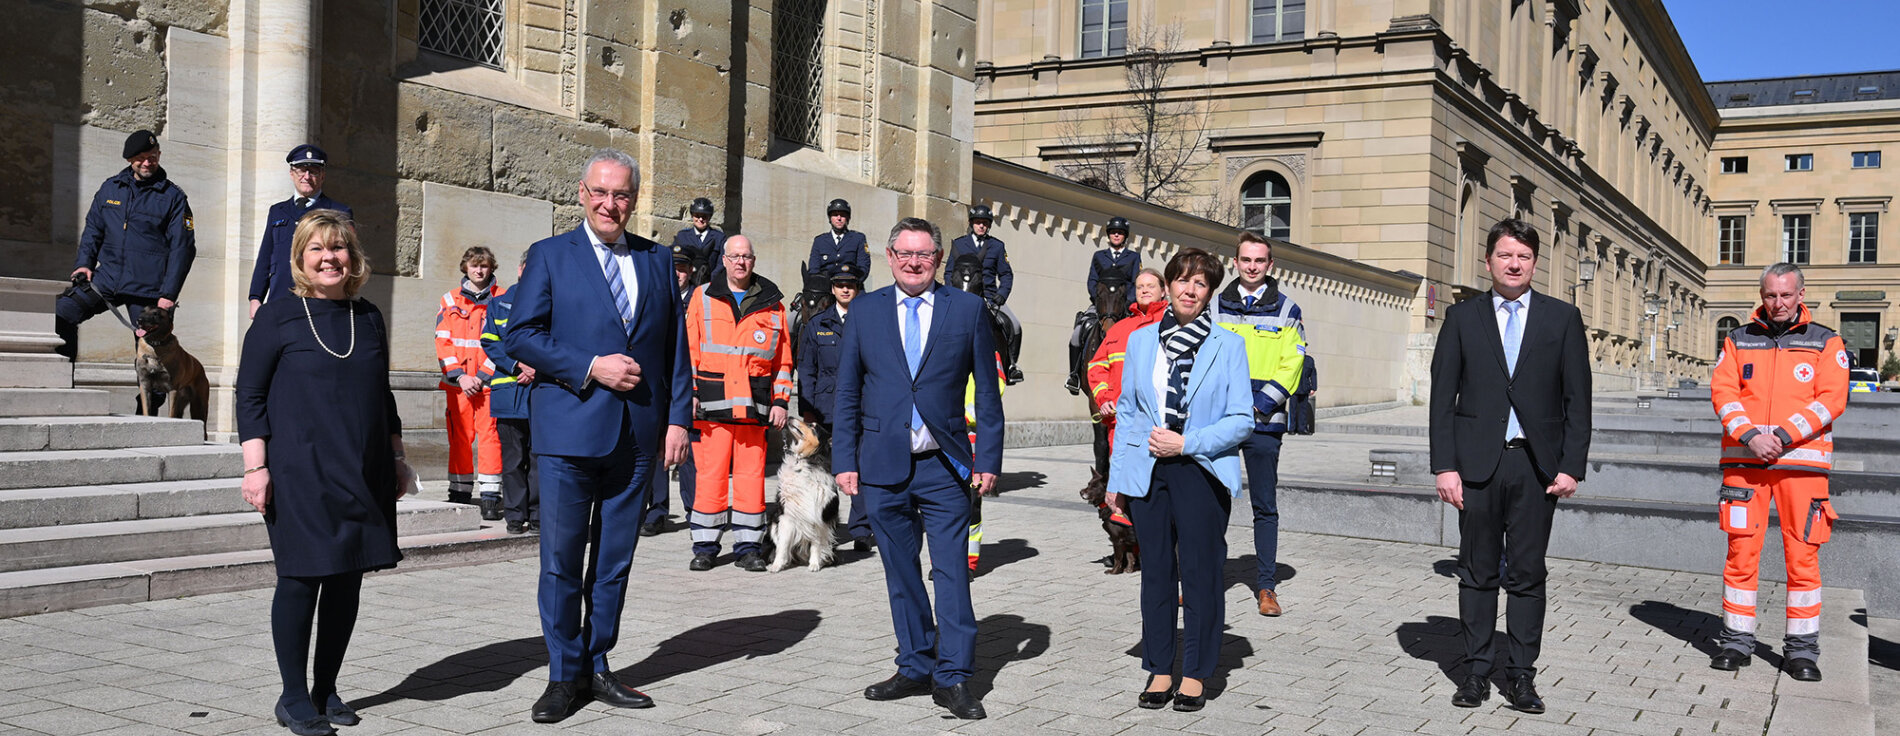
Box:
[1086,268,1168,448]
[1708,263,1847,682]
[436,246,506,517]
[686,235,793,572]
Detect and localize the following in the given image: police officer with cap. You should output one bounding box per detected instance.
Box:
[249,144,353,318]
[1086,216,1141,297]
[642,239,707,536]
[806,198,871,282]
[797,259,874,550]
[948,204,1022,384]
[57,129,197,360]
[671,197,726,286]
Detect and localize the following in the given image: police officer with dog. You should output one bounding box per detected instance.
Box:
[807,198,872,280]
[249,144,352,318]
[57,130,198,361]
[948,205,1022,384]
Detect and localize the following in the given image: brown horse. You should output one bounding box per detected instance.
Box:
[1079,277,1131,474]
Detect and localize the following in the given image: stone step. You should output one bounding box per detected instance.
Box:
[0,443,241,490]
[0,500,480,574]
[0,522,538,618]
[0,414,205,452]
[0,388,111,418]
[0,478,251,530]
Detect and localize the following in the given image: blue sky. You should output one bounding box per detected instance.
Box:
[1665,0,1900,81]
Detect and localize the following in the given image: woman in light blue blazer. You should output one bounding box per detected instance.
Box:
[1106,248,1254,713]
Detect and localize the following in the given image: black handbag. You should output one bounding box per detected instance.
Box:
[1286,354,1318,435]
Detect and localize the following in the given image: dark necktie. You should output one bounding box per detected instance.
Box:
[296,197,311,209]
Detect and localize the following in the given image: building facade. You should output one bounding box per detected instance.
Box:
[1703,71,1900,373]
[0,0,978,439]
[975,0,1718,395]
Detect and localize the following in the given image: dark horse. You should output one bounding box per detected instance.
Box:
[946,255,1023,385]
[1077,277,1131,474]
[786,261,834,359]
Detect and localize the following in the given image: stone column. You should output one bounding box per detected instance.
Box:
[0,278,73,389]
[1043,0,1063,59]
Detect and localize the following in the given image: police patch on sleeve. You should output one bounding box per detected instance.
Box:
[1836,350,1851,369]
[184,216,194,231]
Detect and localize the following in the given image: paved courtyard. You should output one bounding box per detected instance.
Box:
[0,444,1843,735]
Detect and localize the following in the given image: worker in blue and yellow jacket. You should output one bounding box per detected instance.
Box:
[480,258,540,534]
[1209,231,1306,618]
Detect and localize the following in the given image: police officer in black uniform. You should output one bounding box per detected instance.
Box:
[797,260,873,549]
[1067,216,1141,393]
[249,144,352,318]
[642,240,706,536]
[57,130,197,361]
[672,197,727,285]
[806,198,871,279]
[948,204,1023,383]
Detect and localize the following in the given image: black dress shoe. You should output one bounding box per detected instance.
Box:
[736,552,768,572]
[1785,658,1823,682]
[589,671,654,708]
[1505,675,1545,714]
[1451,674,1490,707]
[275,701,338,735]
[531,681,587,723]
[853,538,873,553]
[505,520,527,534]
[314,693,359,726]
[933,682,987,719]
[479,497,504,521]
[864,673,932,701]
[1710,649,1751,671]
[1136,688,1174,709]
[689,553,716,571]
[640,521,664,537]
[1171,691,1206,712]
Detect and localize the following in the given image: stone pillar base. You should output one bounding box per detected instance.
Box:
[0,277,73,389]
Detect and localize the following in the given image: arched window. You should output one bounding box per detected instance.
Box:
[1241,171,1292,240]
[1716,316,1741,358]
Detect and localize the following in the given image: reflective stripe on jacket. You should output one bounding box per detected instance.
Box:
[1210,278,1306,433]
[436,281,503,390]
[1712,303,1850,474]
[688,276,794,424]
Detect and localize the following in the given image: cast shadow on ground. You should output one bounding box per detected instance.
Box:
[992,470,1048,494]
[1851,611,1900,672]
[1395,615,1464,683]
[351,610,823,709]
[1221,554,1296,593]
[963,613,1051,699]
[1122,626,1257,700]
[973,538,1038,578]
[1629,600,1779,666]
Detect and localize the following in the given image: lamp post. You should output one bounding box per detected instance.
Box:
[1643,292,1662,390]
[1567,255,1597,296]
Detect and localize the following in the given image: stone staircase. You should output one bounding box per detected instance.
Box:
[0,386,537,618]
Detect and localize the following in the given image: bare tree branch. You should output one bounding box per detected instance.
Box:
[1052,21,1216,211]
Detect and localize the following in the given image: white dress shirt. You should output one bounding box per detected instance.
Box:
[897,286,939,452]
[580,224,639,388]
[1491,289,1531,440]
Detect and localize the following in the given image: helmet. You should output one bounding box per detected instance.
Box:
[1105,216,1130,234]
[968,204,994,222]
[826,198,852,216]
[688,197,715,217]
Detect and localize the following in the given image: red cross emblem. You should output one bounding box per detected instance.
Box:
[1793,363,1815,383]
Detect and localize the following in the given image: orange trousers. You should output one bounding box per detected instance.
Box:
[445,389,501,477]
[689,421,767,554]
[1719,468,1835,648]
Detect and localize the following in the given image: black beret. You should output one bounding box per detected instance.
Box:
[123,130,159,159]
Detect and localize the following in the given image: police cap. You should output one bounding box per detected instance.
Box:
[1105,216,1130,234]
[672,242,700,265]
[286,144,327,167]
[689,197,715,217]
[123,130,159,159]
[968,204,994,222]
[826,261,864,285]
[826,198,852,216]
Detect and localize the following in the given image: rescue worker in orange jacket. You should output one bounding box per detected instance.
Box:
[436,246,506,516]
[1708,263,1848,682]
[1087,268,1168,448]
[686,235,794,572]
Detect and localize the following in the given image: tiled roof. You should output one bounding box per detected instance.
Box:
[1705,70,1900,108]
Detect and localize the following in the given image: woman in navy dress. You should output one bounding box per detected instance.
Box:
[236,209,414,736]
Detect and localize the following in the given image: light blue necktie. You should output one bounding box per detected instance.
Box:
[1503,299,1523,440]
[602,243,634,334]
[904,296,925,432]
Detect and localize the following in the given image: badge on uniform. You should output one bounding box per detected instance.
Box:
[185,217,194,231]
[1742,364,1754,380]
[753,329,767,344]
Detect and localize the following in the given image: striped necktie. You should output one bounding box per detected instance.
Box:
[602,243,634,333]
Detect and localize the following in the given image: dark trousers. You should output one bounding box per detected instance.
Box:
[536,431,652,682]
[1240,431,1284,591]
[1130,457,1233,680]
[1456,445,1558,680]
[865,451,977,687]
[642,427,696,527]
[54,288,152,361]
[497,418,538,523]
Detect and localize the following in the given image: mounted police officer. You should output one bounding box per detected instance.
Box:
[948,205,1022,383]
[806,198,871,281]
[797,260,872,550]
[249,144,352,318]
[672,197,726,285]
[57,130,197,361]
[1066,216,1139,393]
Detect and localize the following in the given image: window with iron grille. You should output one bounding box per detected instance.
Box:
[1850,212,1880,264]
[419,0,506,70]
[1240,171,1293,240]
[1782,214,1811,264]
[1251,0,1306,44]
[1717,215,1746,265]
[771,0,826,149]
[1079,0,1127,59]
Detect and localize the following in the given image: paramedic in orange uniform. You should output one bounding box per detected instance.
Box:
[436,246,506,514]
[1708,262,1848,682]
[685,235,793,572]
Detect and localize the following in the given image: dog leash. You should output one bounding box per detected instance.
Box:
[81,280,142,333]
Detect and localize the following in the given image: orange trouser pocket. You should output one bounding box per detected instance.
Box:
[1719,485,1760,535]
[1802,499,1838,545]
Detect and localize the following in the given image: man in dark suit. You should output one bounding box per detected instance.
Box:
[834,217,1004,720]
[249,144,352,317]
[807,198,873,279]
[1429,218,1590,715]
[504,149,692,723]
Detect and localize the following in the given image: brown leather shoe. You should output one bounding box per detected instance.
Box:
[1257,589,1283,617]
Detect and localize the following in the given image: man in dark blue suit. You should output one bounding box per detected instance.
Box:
[504,149,692,723]
[807,198,872,279]
[834,217,1004,721]
[248,144,351,318]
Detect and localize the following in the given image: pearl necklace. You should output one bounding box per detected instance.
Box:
[301,296,356,359]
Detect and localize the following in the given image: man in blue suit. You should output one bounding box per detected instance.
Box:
[504,149,692,724]
[834,217,1004,721]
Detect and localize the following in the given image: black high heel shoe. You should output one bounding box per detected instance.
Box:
[1137,675,1175,709]
[275,701,338,736]
[315,694,359,726]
